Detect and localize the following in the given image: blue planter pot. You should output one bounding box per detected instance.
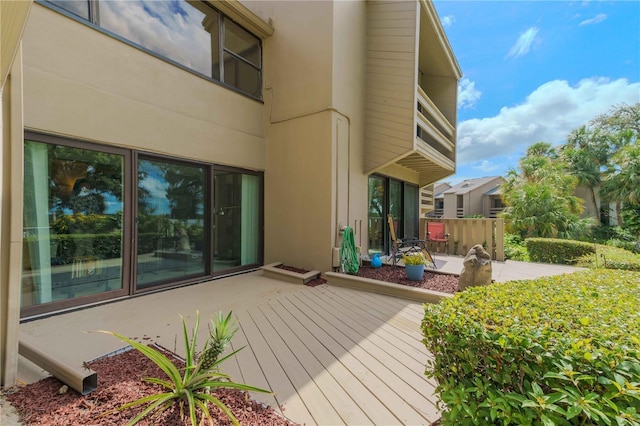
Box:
[405,264,425,281]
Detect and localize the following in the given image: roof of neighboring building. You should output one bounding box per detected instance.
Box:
[484,185,503,196]
[443,176,503,195]
[434,182,452,198]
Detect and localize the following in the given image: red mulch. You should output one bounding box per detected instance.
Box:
[4,346,298,426]
[276,263,458,293]
[356,264,459,294]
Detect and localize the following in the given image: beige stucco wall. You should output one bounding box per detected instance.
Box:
[1,48,27,387]
[22,4,266,169]
[260,0,369,271]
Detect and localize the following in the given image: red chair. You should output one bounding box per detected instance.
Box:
[426,222,449,254]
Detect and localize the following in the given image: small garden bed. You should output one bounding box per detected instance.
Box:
[355,264,458,294]
[4,345,297,426]
[261,262,326,286]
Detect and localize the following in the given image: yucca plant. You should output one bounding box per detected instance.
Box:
[94,311,270,426]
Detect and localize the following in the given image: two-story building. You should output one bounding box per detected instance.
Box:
[1,0,460,385]
[436,176,504,218]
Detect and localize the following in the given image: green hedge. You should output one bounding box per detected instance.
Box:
[526,238,595,264]
[422,270,640,425]
[577,245,640,272]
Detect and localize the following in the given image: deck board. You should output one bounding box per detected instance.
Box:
[230,284,439,425]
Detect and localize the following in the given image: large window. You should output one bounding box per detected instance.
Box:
[136,158,206,288]
[22,139,127,311]
[43,0,262,99]
[22,134,263,316]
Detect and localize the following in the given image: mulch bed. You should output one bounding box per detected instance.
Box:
[4,346,298,426]
[356,264,459,294]
[276,262,459,294]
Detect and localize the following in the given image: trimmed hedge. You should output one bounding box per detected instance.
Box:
[422,270,640,425]
[526,238,595,265]
[577,245,640,272]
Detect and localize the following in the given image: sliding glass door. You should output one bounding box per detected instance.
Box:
[136,157,207,288]
[22,139,128,311]
[213,168,261,273]
[21,133,264,317]
[367,174,419,256]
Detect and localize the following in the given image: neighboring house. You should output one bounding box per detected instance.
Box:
[424,182,452,218]
[574,185,619,226]
[0,0,460,384]
[441,176,504,218]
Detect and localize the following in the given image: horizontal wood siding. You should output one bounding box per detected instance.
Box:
[365,0,418,173]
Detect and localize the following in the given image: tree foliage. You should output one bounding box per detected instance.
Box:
[502,103,639,241]
[501,143,593,239]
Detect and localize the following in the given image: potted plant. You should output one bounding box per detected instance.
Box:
[402,252,426,281]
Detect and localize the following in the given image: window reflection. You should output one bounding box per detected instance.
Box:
[137,159,206,288]
[22,141,124,307]
[47,0,90,20]
[43,0,261,98]
[99,0,213,77]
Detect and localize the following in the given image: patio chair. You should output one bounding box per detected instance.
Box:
[387,214,436,268]
[426,221,449,254]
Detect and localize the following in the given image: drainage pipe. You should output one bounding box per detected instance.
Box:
[18,336,97,395]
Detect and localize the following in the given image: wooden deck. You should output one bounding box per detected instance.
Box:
[224,284,439,425]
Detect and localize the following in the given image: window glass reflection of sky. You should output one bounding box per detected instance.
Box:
[139,160,171,215]
[100,0,212,76]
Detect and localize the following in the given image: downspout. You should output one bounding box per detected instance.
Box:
[19,335,97,395]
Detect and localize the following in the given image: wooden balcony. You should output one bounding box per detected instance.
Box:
[364,0,461,188]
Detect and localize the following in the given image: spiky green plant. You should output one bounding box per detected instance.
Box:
[199,311,238,372]
[94,311,270,426]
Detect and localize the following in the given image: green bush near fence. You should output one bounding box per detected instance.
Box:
[577,245,640,271]
[422,270,640,425]
[525,237,594,264]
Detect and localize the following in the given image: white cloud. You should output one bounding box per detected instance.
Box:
[507,27,539,58]
[441,15,455,28]
[458,78,482,109]
[579,13,607,26]
[456,78,640,166]
[472,160,500,173]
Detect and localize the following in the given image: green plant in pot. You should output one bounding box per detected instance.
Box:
[402,252,426,281]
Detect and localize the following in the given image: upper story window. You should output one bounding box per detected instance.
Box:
[44,0,262,99]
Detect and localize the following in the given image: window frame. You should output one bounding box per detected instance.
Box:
[21,131,265,319]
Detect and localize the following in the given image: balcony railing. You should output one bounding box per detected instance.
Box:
[489,207,504,218]
[416,86,455,163]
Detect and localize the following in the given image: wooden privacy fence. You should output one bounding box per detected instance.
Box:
[420,218,505,261]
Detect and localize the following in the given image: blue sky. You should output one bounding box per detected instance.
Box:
[432,0,640,185]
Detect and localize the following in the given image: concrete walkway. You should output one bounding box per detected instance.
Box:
[431,253,585,282]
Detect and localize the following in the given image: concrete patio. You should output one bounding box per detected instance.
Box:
[5,255,584,425]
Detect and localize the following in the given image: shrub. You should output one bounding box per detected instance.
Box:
[504,234,530,261]
[577,245,640,271]
[422,270,640,425]
[526,237,594,264]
